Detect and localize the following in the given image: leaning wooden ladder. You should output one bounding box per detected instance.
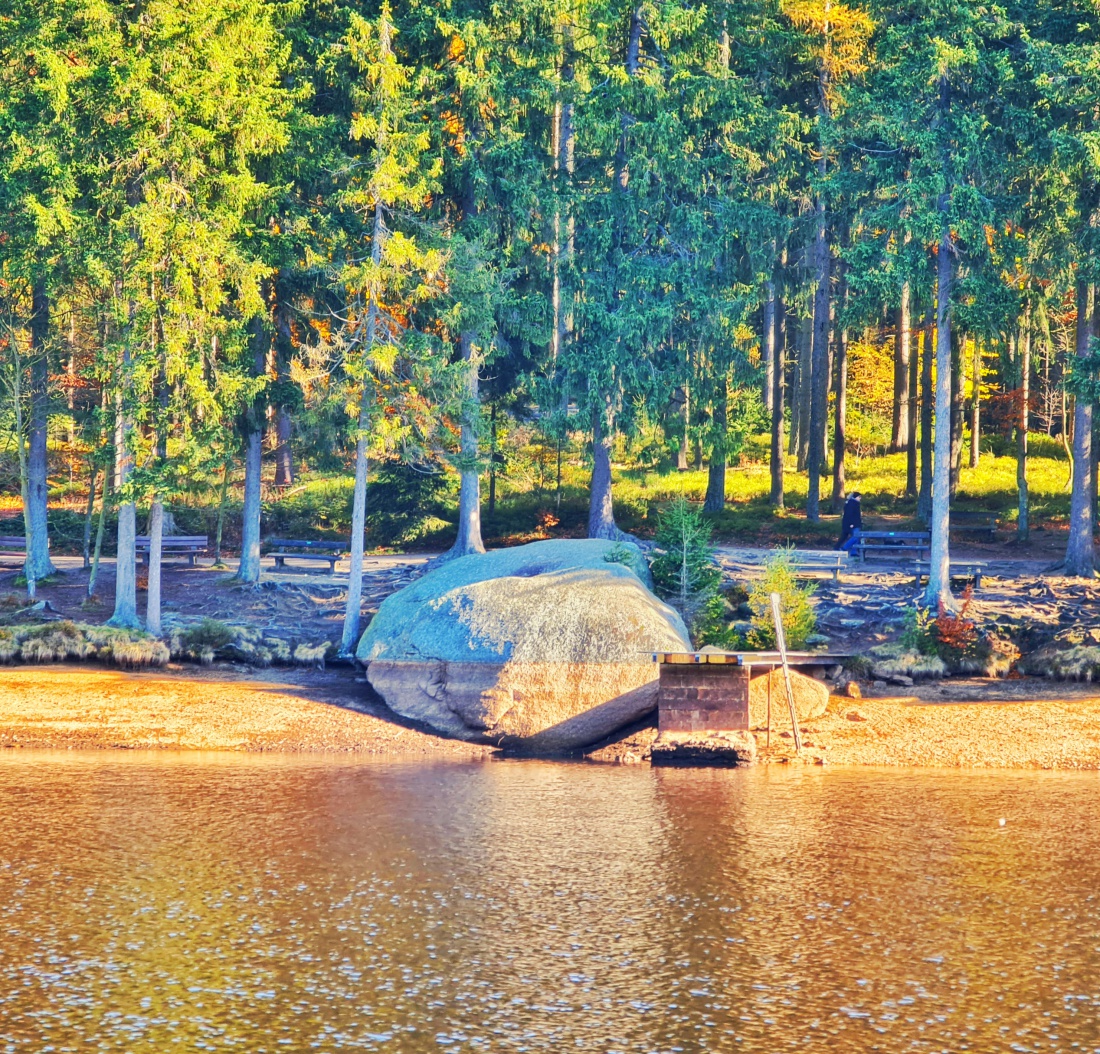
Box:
[770,592,802,755]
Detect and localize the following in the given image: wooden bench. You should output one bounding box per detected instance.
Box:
[855,531,931,563]
[266,538,347,574]
[789,549,851,583]
[0,536,27,557]
[950,509,998,542]
[136,535,208,567]
[0,536,49,562]
[913,560,988,590]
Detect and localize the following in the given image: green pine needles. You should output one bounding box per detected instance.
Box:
[747,549,817,650]
[649,498,726,645]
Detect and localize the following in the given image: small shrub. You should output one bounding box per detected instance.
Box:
[649,498,725,644]
[870,642,947,680]
[899,606,937,656]
[177,618,235,652]
[747,548,817,649]
[933,587,979,661]
[843,653,874,678]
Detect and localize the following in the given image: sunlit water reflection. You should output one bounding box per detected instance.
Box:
[1,752,1098,1052]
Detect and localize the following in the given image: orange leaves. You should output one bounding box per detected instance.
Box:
[781,0,875,105]
[935,586,978,657]
[446,34,466,64]
[441,109,466,155]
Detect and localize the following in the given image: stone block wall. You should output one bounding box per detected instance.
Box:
[657,664,749,733]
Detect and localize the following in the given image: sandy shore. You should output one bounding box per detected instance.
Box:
[0,664,490,757]
[4,666,1100,768]
[770,686,1100,769]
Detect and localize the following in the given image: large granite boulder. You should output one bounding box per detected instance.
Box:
[357,539,691,750]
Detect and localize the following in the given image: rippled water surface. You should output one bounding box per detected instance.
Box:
[2,753,1100,1052]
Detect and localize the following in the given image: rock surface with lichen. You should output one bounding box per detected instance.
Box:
[357,540,690,748]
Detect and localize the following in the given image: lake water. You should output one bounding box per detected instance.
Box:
[1,753,1099,1053]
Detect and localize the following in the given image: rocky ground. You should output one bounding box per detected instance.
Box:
[717,541,1100,665]
[0,553,435,646]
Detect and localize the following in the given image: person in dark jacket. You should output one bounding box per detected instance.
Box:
[838,492,862,552]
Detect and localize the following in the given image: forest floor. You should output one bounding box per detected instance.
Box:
[0,552,439,647]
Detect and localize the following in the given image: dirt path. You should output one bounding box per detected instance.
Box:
[0,664,490,757]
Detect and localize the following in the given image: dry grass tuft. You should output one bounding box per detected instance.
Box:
[870,643,947,680]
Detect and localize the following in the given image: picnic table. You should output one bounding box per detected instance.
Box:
[854,530,930,563]
[0,536,49,562]
[0,536,27,558]
[136,535,208,567]
[950,509,998,542]
[266,538,347,574]
[788,549,851,583]
[913,560,988,590]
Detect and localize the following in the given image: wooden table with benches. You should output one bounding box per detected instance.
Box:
[788,549,851,583]
[0,536,27,562]
[854,530,931,563]
[950,509,998,542]
[136,535,209,567]
[913,559,988,590]
[266,538,348,574]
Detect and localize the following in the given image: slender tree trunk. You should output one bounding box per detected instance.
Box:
[831,254,849,510]
[950,329,963,498]
[832,324,848,511]
[770,262,787,510]
[795,313,813,467]
[763,272,777,414]
[82,464,98,570]
[806,186,831,521]
[11,342,34,599]
[340,201,386,655]
[110,466,139,624]
[918,308,934,522]
[444,331,486,559]
[146,500,164,637]
[552,27,575,368]
[213,458,230,566]
[1066,281,1095,576]
[588,403,623,540]
[87,467,110,600]
[340,422,370,655]
[703,375,728,514]
[677,385,690,470]
[273,284,296,487]
[925,228,953,608]
[488,405,498,518]
[1017,306,1031,542]
[109,340,141,629]
[891,284,911,452]
[67,313,76,450]
[236,307,268,585]
[274,409,294,486]
[970,338,981,468]
[26,281,56,580]
[906,312,919,496]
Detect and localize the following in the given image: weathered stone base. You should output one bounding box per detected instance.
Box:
[366,659,661,750]
[649,729,757,767]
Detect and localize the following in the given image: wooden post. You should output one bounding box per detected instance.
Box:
[766,668,772,750]
[771,592,802,754]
